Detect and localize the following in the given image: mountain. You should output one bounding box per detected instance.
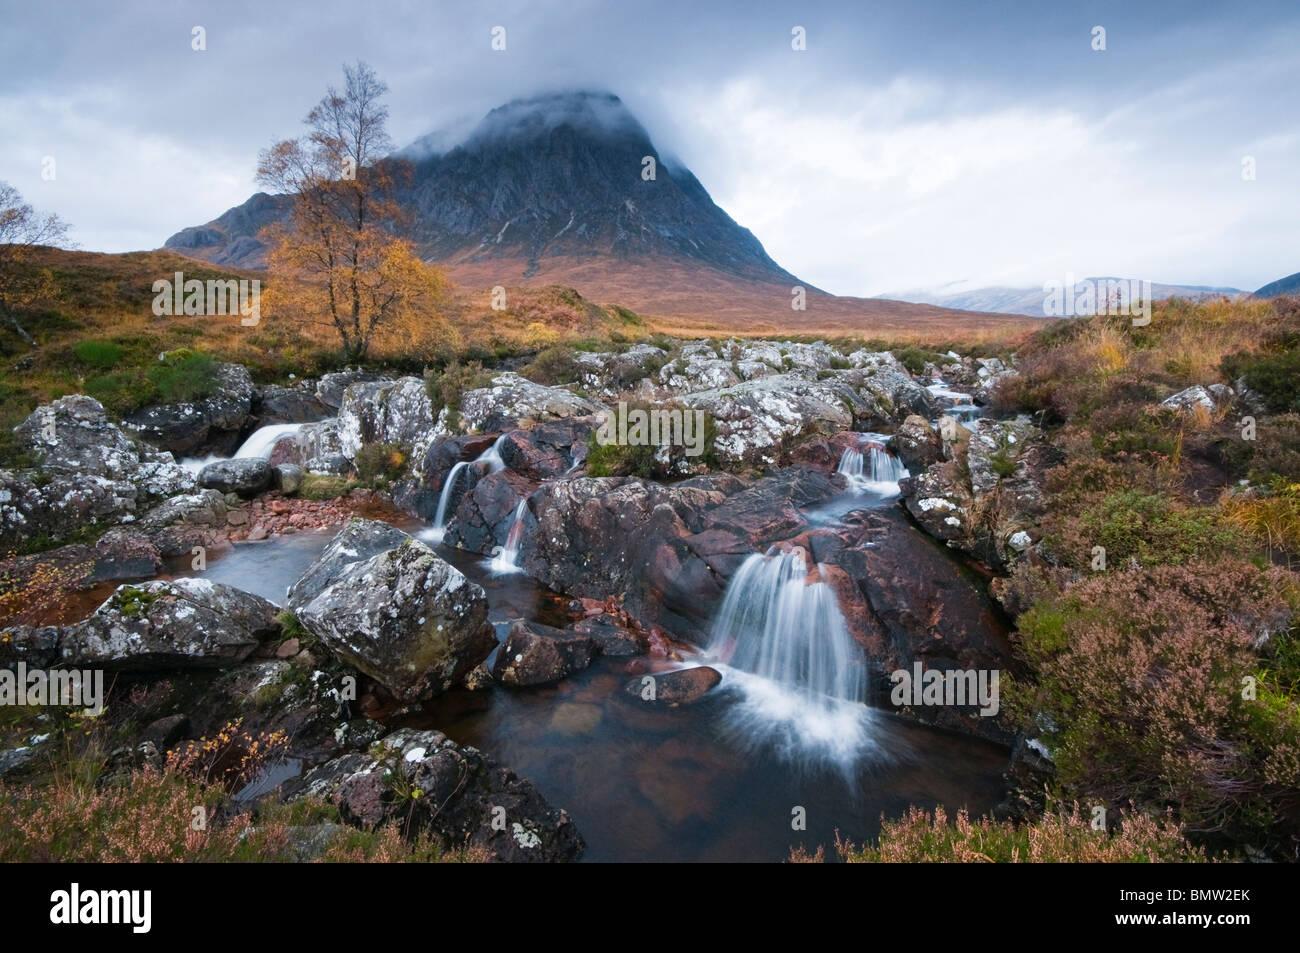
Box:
[879,279,1250,316]
[1255,271,1300,298]
[166,90,1033,337]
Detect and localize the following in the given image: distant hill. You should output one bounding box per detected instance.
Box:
[879,279,1249,317]
[165,90,1033,340]
[1255,271,1300,298]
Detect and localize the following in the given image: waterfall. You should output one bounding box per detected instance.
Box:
[707,548,865,703]
[422,461,469,544]
[421,436,510,544]
[476,434,508,474]
[487,500,528,574]
[180,423,305,474]
[836,439,907,494]
[704,547,876,766]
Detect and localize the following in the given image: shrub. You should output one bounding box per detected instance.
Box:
[833,804,1207,863]
[147,350,219,404]
[72,340,121,369]
[892,345,946,376]
[1057,490,1247,569]
[1013,562,1300,854]
[354,441,408,485]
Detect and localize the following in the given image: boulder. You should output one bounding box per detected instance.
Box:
[625,665,721,705]
[198,458,273,497]
[273,463,304,495]
[888,415,944,471]
[285,518,412,607]
[568,614,647,656]
[59,578,280,670]
[2,396,195,547]
[337,377,439,460]
[286,727,583,862]
[457,373,604,434]
[493,620,598,687]
[314,369,384,409]
[252,383,329,426]
[289,529,495,702]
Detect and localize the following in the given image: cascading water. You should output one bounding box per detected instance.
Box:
[927,380,980,418]
[180,423,306,474]
[421,435,510,544]
[836,439,907,495]
[487,500,528,574]
[703,547,878,767]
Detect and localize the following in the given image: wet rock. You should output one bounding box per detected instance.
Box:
[0,625,61,669]
[493,620,598,687]
[549,702,603,736]
[198,458,273,497]
[568,614,647,656]
[253,383,329,426]
[123,361,254,456]
[888,414,944,471]
[290,728,583,861]
[624,665,721,705]
[290,532,495,702]
[285,518,412,607]
[60,578,280,670]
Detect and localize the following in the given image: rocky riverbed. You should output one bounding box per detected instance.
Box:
[1,338,1061,860]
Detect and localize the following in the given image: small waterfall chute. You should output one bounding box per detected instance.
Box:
[703,547,877,766]
[487,500,528,574]
[421,435,511,544]
[836,436,907,495]
[181,422,306,474]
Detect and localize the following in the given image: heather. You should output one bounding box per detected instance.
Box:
[991,295,1300,860]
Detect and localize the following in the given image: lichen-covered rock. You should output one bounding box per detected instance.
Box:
[1,396,194,547]
[123,362,254,455]
[337,377,438,460]
[273,463,304,495]
[59,578,280,669]
[286,727,584,862]
[678,374,859,467]
[290,530,495,702]
[572,344,670,398]
[900,416,1058,569]
[314,369,384,409]
[285,518,413,608]
[493,620,597,686]
[457,372,603,434]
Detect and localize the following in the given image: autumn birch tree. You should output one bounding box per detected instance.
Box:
[257,62,453,361]
[0,181,72,347]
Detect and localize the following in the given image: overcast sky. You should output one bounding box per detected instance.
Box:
[2,0,1298,295]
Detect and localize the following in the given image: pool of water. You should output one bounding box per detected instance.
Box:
[48,517,1012,862]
